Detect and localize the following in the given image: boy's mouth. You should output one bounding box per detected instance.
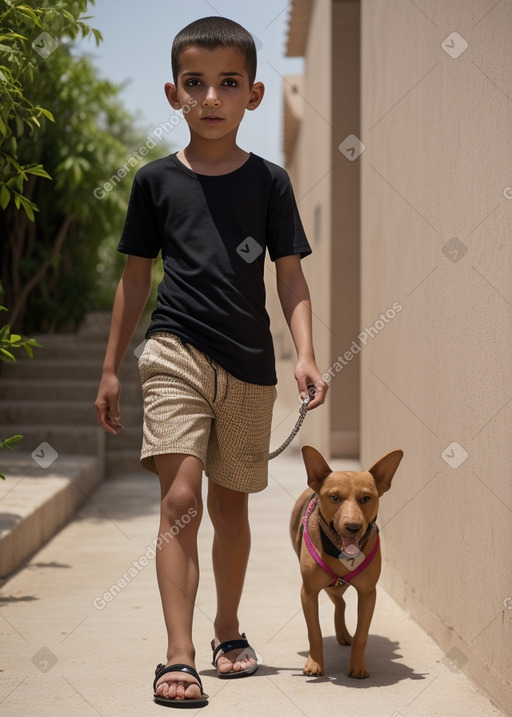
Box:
[201,116,224,124]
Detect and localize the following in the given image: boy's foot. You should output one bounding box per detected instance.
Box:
[153,663,208,707]
[211,633,259,678]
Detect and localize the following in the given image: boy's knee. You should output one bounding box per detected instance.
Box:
[207,489,248,535]
[161,487,202,527]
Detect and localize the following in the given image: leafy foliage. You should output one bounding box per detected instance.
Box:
[0,435,23,480]
[0,293,41,478]
[0,304,41,360]
[0,0,100,215]
[0,0,169,332]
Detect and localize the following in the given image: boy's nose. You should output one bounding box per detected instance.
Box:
[202,87,221,107]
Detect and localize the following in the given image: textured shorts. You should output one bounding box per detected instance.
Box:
[137,333,277,493]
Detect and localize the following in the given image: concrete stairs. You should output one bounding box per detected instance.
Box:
[0,311,146,577]
[0,311,146,474]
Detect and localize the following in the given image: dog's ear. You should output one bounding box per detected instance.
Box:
[368,449,403,496]
[302,446,333,491]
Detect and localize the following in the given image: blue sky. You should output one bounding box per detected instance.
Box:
[79,0,304,165]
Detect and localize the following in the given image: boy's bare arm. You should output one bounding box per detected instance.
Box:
[275,255,327,410]
[95,255,153,434]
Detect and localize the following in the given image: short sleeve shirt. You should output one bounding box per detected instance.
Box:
[117,152,311,385]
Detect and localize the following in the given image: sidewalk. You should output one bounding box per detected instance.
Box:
[0,437,505,716]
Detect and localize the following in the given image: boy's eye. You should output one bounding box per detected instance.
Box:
[222,78,238,87]
[185,79,202,87]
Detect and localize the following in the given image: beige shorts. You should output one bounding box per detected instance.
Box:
[137,333,277,493]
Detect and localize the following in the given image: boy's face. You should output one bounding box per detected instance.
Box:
[165,45,264,141]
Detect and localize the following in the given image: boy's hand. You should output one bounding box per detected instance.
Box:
[294,359,328,410]
[95,372,123,434]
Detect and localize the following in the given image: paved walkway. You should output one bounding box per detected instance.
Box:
[0,439,505,717]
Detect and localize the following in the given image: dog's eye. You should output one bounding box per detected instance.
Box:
[359,496,371,504]
[330,495,341,503]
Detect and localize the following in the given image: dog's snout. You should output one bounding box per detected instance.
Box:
[345,523,362,534]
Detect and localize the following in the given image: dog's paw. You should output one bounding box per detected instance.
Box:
[303,657,324,676]
[336,631,352,646]
[348,664,369,679]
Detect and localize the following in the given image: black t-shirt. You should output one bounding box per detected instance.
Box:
[117,152,311,385]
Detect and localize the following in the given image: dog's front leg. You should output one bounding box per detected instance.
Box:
[301,584,324,675]
[348,585,377,678]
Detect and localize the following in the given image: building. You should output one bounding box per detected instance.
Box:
[271,0,512,710]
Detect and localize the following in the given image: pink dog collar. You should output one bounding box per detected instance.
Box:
[302,498,380,588]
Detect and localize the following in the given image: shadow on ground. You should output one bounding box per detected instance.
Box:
[293,635,428,687]
[199,635,426,689]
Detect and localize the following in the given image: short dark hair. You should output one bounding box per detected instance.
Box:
[171,16,257,86]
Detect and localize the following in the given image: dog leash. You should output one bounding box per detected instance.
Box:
[268,392,312,460]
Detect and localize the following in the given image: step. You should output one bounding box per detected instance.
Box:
[0,452,104,578]
[0,400,142,428]
[106,449,144,475]
[105,425,143,452]
[17,336,149,362]
[0,424,105,457]
[0,358,140,381]
[76,311,148,342]
[0,379,143,403]
[17,342,113,362]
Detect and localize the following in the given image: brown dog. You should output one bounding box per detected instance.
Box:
[290,445,403,678]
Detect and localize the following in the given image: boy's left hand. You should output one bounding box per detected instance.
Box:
[294,359,328,409]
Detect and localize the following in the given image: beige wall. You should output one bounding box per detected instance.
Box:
[273,0,361,457]
[360,0,512,709]
[270,0,333,456]
[329,2,360,456]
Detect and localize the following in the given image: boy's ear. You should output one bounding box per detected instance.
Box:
[247,81,264,111]
[164,82,181,110]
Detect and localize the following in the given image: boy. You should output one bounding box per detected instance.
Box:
[95,16,327,708]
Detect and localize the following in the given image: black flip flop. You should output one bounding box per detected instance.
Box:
[211,633,259,679]
[153,663,208,708]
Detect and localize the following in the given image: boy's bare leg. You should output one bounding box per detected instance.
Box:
[207,480,258,674]
[153,454,204,701]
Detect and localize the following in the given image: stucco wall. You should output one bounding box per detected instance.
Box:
[277,0,334,456]
[360,0,512,709]
[329,1,360,456]
[276,1,361,457]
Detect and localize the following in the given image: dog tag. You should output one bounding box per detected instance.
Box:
[338,550,366,570]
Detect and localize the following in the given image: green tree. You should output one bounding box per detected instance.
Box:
[0,286,41,479]
[0,0,99,216]
[0,0,167,332]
